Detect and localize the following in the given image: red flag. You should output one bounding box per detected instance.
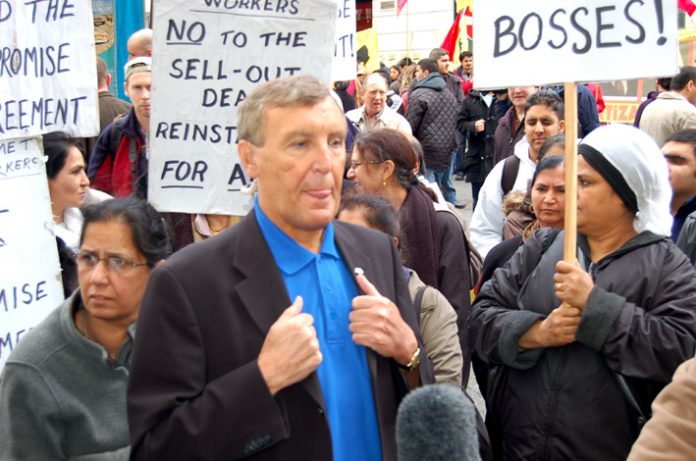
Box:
[397,0,407,16]
[440,10,463,58]
[464,6,473,40]
[679,0,696,15]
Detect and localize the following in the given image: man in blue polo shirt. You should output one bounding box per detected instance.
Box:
[128,75,432,461]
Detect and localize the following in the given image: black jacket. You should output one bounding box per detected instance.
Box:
[471,229,696,460]
[677,210,696,266]
[443,72,464,104]
[128,212,434,460]
[407,74,459,170]
[457,90,499,183]
[492,107,525,165]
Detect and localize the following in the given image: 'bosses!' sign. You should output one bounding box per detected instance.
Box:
[473,0,679,88]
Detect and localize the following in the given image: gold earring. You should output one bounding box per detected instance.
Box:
[383,179,387,187]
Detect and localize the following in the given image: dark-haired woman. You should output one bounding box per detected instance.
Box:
[471,125,696,460]
[501,134,566,241]
[346,128,472,380]
[44,131,91,252]
[44,131,112,295]
[480,154,565,289]
[473,154,565,406]
[0,197,170,460]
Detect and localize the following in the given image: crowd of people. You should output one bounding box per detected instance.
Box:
[3,26,696,461]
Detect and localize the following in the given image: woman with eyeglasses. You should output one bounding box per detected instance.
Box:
[346,128,472,380]
[0,197,170,460]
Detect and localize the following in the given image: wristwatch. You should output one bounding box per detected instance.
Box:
[400,347,421,372]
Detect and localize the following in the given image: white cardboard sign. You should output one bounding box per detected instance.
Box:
[0,0,98,140]
[148,0,338,215]
[0,137,64,370]
[473,0,679,88]
[332,0,357,82]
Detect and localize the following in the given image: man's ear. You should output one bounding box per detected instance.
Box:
[559,120,566,133]
[238,140,259,179]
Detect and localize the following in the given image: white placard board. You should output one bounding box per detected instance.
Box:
[0,137,64,370]
[473,0,679,88]
[148,0,339,215]
[332,0,357,81]
[0,0,98,140]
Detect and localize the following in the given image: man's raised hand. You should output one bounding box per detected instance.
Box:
[258,297,322,395]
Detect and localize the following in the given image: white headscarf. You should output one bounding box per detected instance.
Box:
[579,124,672,236]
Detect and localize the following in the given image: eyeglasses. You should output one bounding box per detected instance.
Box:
[75,252,149,273]
[350,160,384,169]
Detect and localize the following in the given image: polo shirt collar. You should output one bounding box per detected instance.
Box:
[254,198,340,275]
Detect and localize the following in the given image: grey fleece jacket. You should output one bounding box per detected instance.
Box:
[0,291,134,460]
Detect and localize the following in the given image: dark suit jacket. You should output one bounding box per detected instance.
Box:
[128,211,433,460]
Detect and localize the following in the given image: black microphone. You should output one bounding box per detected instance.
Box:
[396,384,481,461]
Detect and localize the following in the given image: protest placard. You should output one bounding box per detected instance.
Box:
[0,0,98,140]
[332,0,357,82]
[148,0,338,214]
[0,136,64,370]
[473,0,679,88]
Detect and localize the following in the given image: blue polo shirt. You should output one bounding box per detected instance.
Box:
[255,204,382,461]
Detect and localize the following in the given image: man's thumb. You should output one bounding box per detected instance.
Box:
[282,296,303,317]
[355,273,381,296]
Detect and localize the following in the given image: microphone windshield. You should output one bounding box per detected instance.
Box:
[396,384,481,461]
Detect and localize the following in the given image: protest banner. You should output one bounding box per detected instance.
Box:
[473,0,679,88]
[472,0,679,264]
[148,0,338,215]
[332,0,357,82]
[0,0,98,140]
[0,136,64,370]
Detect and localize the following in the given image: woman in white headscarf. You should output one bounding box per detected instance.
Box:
[470,124,696,461]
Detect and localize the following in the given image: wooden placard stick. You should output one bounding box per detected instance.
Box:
[563,82,578,263]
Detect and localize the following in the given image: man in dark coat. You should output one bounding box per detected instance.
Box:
[552,83,600,137]
[429,48,464,103]
[457,89,500,208]
[127,75,433,461]
[407,58,459,204]
[95,57,132,134]
[493,86,536,164]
